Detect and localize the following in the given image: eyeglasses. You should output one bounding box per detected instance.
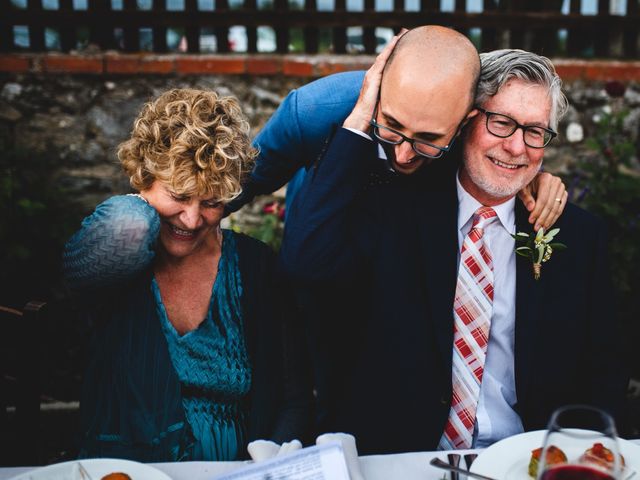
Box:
[477,108,557,148]
[369,119,457,159]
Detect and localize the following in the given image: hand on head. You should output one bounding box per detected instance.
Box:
[342,29,407,133]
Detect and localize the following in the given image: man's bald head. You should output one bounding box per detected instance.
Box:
[383,26,480,111]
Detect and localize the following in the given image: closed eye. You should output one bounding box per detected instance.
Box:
[526,128,545,138]
[170,193,190,203]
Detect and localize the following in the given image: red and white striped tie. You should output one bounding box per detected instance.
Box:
[439,206,497,450]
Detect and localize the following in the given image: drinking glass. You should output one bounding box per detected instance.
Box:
[537,405,623,480]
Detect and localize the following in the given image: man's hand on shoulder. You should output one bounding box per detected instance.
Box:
[517,171,568,231]
[342,31,405,133]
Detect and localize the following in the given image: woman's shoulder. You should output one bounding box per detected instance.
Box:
[91,194,158,222]
[226,230,277,277]
[227,230,275,255]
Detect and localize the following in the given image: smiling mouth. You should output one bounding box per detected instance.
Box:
[489,156,525,170]
[167,223,196,239]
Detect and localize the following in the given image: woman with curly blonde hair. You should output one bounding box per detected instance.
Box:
[63,89,311,462]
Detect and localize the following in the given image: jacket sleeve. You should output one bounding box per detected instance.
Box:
[269,266,315,445]
[62,195,159,293]
[226,71,366,214]
[585,218,630,426]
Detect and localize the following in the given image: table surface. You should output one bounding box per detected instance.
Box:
[1,440,638,480]
[0,449,477,480]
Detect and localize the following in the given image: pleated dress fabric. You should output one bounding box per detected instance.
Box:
[153,230,252,461]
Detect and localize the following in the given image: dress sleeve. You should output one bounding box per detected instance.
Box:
[62,195,160,293]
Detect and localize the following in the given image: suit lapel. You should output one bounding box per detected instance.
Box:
[415,162,460,371]
[514,200,542,404]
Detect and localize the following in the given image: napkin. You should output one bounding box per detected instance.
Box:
[316,432,365,480]
[247,433,364,480]
[247,439,302,461]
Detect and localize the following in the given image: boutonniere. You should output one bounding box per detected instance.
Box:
[512,228,567,280]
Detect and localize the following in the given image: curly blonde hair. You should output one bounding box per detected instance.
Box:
[118,88,256,203]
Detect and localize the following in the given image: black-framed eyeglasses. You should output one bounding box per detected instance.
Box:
[477,108,557,148]
[369,101,461,159]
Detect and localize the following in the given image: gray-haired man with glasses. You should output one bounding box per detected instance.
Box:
[281,29,627,453]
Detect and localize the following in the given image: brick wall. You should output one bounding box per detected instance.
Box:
[2,53,640,81]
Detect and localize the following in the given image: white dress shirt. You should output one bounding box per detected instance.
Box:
[456,173,525,448]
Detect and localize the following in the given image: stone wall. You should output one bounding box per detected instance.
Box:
[1,54,640,224]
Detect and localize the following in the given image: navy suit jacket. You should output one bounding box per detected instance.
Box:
[281,128,628,454]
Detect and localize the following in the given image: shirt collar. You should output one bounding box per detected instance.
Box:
[456,170,516,235]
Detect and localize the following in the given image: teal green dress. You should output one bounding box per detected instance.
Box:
[63,195,311,462]
[153,231,251,461]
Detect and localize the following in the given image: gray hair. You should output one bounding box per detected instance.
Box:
[476,49,568,131]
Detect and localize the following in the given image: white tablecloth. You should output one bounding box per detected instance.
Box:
[2,441,639,480]
[0,449,478,480]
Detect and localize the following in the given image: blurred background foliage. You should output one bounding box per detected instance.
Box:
[0,145,84,308]
[560,84,640,436]
[563,84,640,361]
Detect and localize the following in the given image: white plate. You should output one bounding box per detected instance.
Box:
[9,458,172,480]
[470,430,640,480]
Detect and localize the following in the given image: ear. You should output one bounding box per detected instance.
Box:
[463,108,480,125]
[455,108,480,138]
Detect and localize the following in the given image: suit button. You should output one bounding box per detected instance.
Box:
[440,396,449,405]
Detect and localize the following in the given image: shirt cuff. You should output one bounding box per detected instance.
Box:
[343,127,373,141]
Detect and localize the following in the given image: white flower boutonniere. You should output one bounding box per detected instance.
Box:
[512,228,567,280]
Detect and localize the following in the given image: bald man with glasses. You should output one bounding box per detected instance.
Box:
[280,29,628,454]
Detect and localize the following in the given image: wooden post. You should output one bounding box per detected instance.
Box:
[0,0,13,52]
[392,0,403,35]
[623,0,638,58]
[304,0,319,53]
[594,0,610,57]
[332,0,346,53]
[482,0,498,51]
[420,0,438,11]
[245,0,257,52]
[216,0,230,53]
[363,0,376,54]
[123,0,139,52]
[27,0,46,51]
[152,0,168,52]
[184,0,200,53]
[456,0,469,42]
[567,0,585,57]
[89,0,113,50]
[59,0,76,52]
[508,0,526,49]
[274,0,289,53]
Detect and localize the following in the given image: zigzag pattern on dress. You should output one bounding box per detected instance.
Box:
[62,195,160,291]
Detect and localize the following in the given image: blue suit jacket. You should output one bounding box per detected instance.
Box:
[281,128,628,454]
[227,71,365,212]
